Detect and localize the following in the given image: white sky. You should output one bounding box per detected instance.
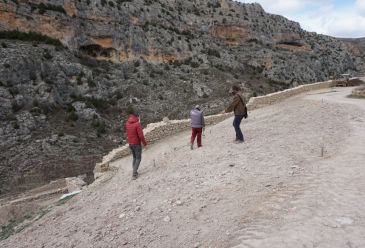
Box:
[237,0,365,38]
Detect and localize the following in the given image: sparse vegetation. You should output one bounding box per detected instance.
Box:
[87,77,96,87]
[0,30,63,46]
[11,101,23,112]
[30,3,66,15]
[43,49,53,60]
[207,48,221,58]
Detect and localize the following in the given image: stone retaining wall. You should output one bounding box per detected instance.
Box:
[94,80,335,178]
[246,80,334,110]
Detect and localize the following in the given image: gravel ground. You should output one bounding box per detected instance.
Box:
[1,87,364,248]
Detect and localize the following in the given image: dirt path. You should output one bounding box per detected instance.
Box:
[1,87,364,248]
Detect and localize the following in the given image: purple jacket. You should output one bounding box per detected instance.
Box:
[190,109,205,128]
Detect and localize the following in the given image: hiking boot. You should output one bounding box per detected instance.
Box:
[132,174,138,180]
[190,144,193,150]
[234,139,244,144]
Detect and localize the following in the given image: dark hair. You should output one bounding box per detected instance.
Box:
[232,85,241,92]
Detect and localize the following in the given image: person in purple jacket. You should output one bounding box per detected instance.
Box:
[190,105,205,150]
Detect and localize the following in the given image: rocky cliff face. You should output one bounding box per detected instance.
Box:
[0,0,363,196]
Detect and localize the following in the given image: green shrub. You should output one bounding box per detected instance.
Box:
[31,3,66,14]
[45,79,53,85]
[43,49,53,60]
[207,48,221,58]
[66,111,78,122]
[87,77,96,87]
[11,101,23,112]
[0,30,63,46]
[96,121,107,137]
[77,75,83,85]
[1,42,7,48]
[85,97,108,110]
[32,98,39,107]
[134,60,140,67]
[9,87,19,96]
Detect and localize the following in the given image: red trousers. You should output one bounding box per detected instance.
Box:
[191,128,203,147]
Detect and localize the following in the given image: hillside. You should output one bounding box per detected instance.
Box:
[341,37,365,54]
[1,86,365,247]
[1,0,364,196]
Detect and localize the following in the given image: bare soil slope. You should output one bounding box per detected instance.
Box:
[1,87,364,248]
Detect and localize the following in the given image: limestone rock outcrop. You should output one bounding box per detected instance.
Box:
[1,0,364,196]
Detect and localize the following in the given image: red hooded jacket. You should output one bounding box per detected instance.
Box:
[125,115,147,146]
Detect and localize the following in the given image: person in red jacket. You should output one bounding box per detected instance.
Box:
[125,113,147,179]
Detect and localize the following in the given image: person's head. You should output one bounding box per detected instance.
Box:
[194,105,201,111]
[232,85,241,93]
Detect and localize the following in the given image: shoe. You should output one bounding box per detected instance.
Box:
[132,174,138,180]
[234,140,244,144]
[190,144,193,150]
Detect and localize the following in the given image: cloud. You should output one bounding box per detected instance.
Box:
[356,0,365,14]
[237,0,365,38]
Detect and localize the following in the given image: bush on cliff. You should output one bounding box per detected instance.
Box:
[0,30,63,47]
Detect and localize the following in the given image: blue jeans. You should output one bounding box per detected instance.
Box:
[129,144,142,176]
[233,115,244,141]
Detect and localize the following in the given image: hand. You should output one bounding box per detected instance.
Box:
[144,145,148,150]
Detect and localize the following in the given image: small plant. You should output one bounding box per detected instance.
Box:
[87,77,96,87]
[9,87,19,96]
[96,121,107,137]
[66,111,78,122]
[77,75,83,85]
[43,49,53,60]
[29,71,37,81]
[32,98,39,107]
[11,120,20,129]
[134,60,140,67]
[1,42,7,48]
[45,79,53,85]
[11,101,23,112]
[3,63,11,69]
[207,49,221,58]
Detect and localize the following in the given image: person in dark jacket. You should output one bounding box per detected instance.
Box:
[125,113,147,179]
[225,85,247,143]
[190,105,205,150]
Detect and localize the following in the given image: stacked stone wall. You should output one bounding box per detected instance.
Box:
[94,80,335,178]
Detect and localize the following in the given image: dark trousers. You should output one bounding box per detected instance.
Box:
[233,115,244,141]
[129,144,142,176]
[191,128,203,147]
